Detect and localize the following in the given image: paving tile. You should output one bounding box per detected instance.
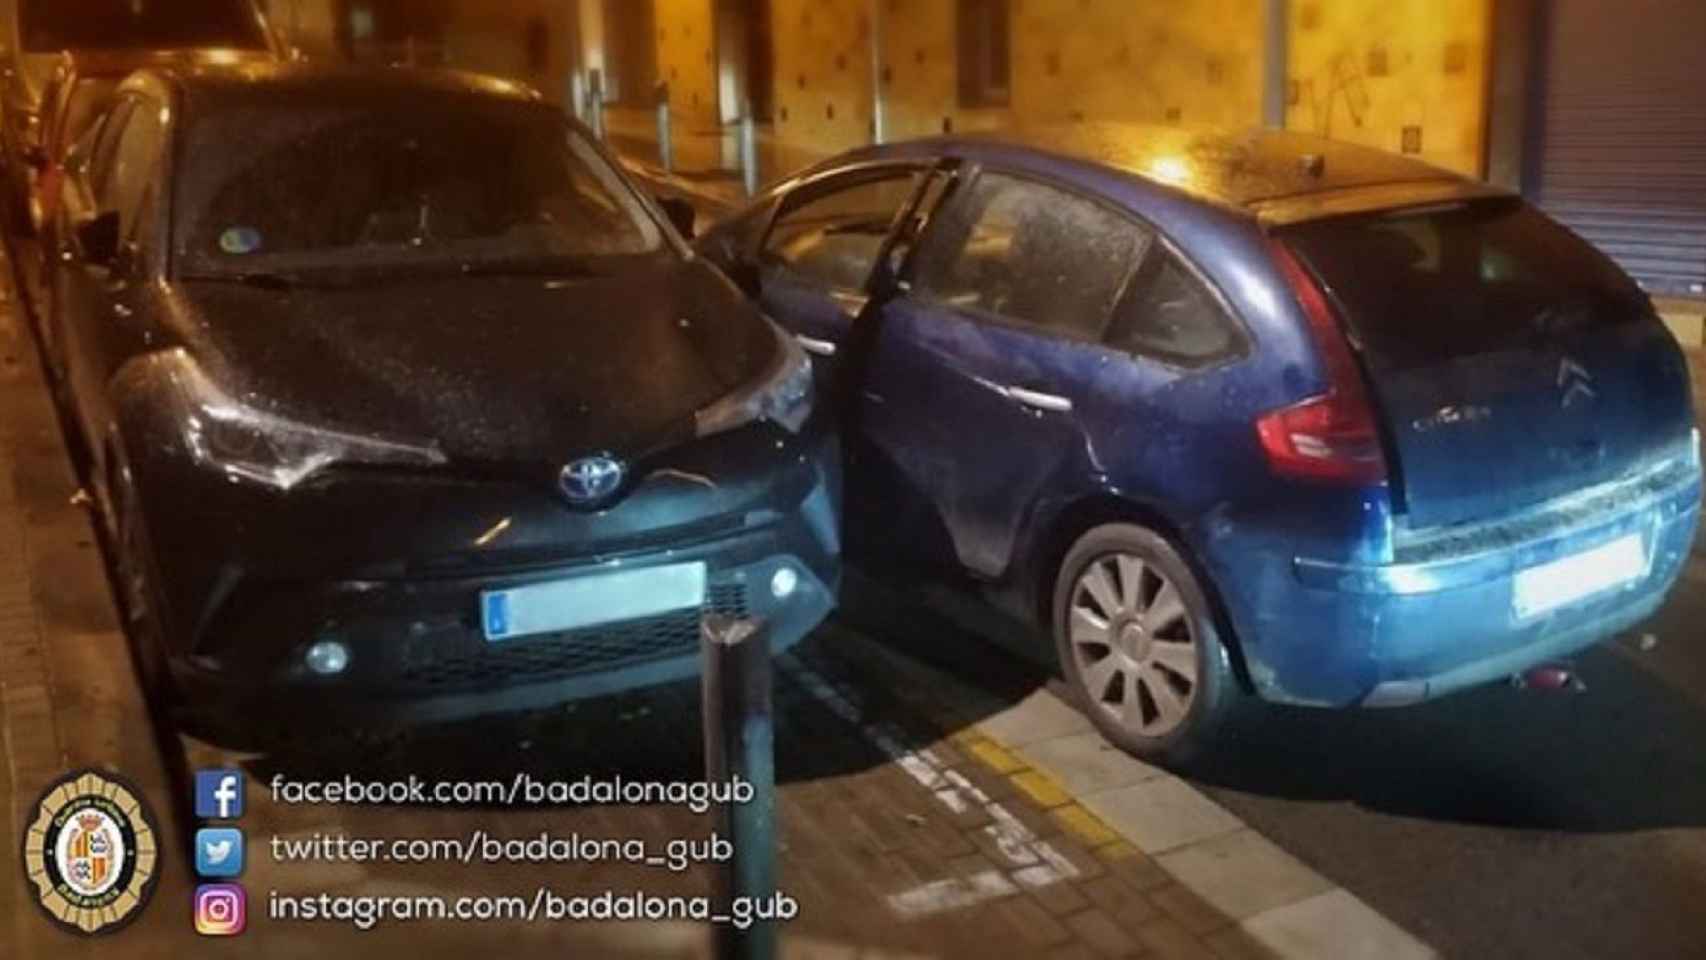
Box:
[1052,803,1123,849]
[1241,889,1437,960]
[1019,732,1168,795]
[1011,769,1074,808]
[1029,876,1092,917]
[1136,916,1220,960]
[1065,908,1144,958]
[979,690,1093,747]
[1205,927,1283,960]
[1155,829,1332,922]
[965,738,1028,774]
[1150,883,1234,937]
[1081,777,1244,855]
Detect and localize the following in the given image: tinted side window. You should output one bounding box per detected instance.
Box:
[913,172,1151,341]
[1106,250,1243,366]
[761,170,922,290]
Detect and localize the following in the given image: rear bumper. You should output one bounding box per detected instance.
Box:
[1231,468,1700,708]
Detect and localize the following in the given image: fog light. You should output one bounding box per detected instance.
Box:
[769,566,799,600]
[305,639,350,676]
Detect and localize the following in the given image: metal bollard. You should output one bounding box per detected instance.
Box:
[587,69,606,141]
[656,82,674,172]
[700,614,776,960]
[739,104,759,198]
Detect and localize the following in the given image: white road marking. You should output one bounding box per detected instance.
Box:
[777,654,1079,919]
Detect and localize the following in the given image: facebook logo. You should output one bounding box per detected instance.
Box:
[194,770,245,820]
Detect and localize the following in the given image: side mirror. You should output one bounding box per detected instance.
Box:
[76,210,121,266]
[656,195,696,239]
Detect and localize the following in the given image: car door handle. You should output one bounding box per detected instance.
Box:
[796,335,837,357]
[1005,386,1073,414]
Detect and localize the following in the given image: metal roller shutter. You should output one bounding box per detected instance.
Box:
[1530,0,1706,298]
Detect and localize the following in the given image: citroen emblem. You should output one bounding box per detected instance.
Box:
[1558,357,1596,409]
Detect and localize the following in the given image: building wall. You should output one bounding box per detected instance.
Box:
[1286,0,1493,176]
[1008,0,1264,129]
[774,0,1265,159]
[772,0,877,151]
[657,0,721,129]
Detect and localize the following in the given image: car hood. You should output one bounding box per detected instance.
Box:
[170,259,775,465]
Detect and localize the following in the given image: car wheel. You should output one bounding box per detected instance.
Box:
[110,449,179,713]
[1053,523,1239,766]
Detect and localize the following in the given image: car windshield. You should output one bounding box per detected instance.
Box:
[20,0,270,52]
[173,95,666,279]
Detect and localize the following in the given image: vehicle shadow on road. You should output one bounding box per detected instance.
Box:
[1188,635,1706,832]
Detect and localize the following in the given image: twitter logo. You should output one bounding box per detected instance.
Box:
[195,827,244,878]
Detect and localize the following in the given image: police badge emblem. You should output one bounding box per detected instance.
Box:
[21,769,160,935]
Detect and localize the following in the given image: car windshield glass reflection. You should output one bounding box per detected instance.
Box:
[174,101,665,279]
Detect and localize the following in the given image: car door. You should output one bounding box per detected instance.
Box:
[750,164,931,394]
[858,168,1159,579]
[58,93,165,442]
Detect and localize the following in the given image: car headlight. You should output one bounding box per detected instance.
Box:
[694,320,815,438]
[156,349,446,490]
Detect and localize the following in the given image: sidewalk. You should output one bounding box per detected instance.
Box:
[605,106,823,212]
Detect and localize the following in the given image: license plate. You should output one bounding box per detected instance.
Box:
[481,562,707,643]
[1511,534,1646,620]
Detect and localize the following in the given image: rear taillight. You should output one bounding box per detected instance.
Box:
[1257,240,1387,485]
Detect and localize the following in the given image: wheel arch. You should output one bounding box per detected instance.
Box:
[1031,492,1256,696]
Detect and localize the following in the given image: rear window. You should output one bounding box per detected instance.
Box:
[1282,199,1648,373]
[21,0,270,52]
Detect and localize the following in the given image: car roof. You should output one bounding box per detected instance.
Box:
[854,123,1505,222]
[130,61,543,114]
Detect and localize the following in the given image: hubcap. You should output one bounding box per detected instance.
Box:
[1069,553,1199,738]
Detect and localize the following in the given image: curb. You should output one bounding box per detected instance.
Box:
[962,699,1438,960]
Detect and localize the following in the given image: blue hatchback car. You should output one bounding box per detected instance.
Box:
[695,125,1702,761]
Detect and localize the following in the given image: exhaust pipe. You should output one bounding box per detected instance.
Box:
[1510,662,1585,693]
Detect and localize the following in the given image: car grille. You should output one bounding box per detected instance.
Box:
[394,582,749,692]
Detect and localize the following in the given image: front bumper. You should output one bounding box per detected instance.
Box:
[1227,464,1701,708]
[139,423,841,737]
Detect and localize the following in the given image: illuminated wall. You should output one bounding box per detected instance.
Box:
[773,0,1262,156]
[656,0,721,129]
[771,1,878,151]
[1286,0,1492,176]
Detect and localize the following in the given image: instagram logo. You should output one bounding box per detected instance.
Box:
[194,884,247,936]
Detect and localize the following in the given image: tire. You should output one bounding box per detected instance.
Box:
[1052,523,1240,766]
[109,448,181,716]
